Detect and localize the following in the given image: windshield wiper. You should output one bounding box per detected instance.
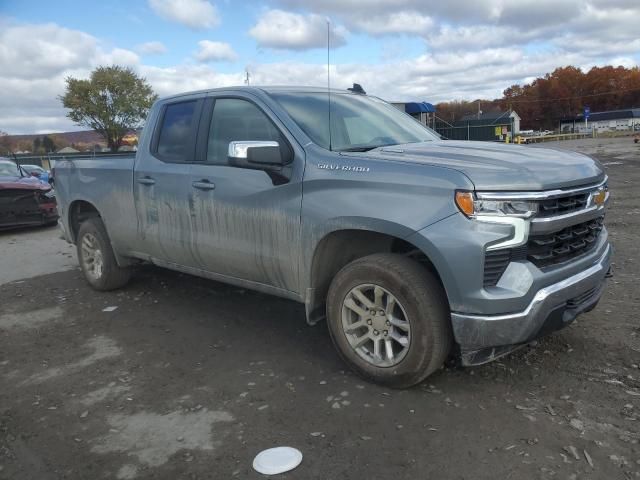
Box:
[337,144,394,152]
[337,146,377,152]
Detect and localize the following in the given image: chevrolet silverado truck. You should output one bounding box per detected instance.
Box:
[55,86,611,387]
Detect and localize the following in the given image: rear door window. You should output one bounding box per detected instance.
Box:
[155,100,197,162]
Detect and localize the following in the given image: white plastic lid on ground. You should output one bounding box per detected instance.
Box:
[252,447,303,475]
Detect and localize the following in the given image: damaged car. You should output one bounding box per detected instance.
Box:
[0,158,59,230]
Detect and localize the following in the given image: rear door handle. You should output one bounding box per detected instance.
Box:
[138,177,156,185]
[192,180,216,190]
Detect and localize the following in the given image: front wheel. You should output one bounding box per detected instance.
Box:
[326,253,452,388]
[77,217,131,291]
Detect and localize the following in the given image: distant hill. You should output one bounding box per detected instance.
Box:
[2,129,140,154]
[8,130,105,145]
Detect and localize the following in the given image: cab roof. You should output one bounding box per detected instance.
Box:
[159,85,359,102]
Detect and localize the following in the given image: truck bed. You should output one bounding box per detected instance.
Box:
[54,153,138,248]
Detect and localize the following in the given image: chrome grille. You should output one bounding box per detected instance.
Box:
[536,192,589,218]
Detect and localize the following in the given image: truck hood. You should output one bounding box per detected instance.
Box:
[366,140,605,191]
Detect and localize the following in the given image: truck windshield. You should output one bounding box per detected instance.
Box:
[270,92,439,152]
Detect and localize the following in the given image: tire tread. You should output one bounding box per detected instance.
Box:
[77,217,131,291]
[326,253,452,388]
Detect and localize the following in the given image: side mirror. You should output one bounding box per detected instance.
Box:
[228,141,283,170]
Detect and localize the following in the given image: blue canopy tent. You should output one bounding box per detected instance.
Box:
[404,102,436,114]
[402,102,436,128]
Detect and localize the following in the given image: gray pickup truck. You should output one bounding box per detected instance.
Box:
[55,86,611,387]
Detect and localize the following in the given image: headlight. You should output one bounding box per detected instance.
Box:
[455,191,537,218]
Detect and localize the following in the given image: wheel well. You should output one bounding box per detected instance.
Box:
[306,229,446,323]
[69,200,101,242]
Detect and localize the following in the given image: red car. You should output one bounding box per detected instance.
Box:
[0,158,59,230]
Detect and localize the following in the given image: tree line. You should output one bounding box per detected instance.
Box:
[0,132,75,156]
[436,65,640,130]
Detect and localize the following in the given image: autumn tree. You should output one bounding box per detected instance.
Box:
[60,65,157,152]
[499,65,640,130]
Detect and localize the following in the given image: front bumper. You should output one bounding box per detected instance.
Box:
[452,243,611,365]
[0,198,58,230]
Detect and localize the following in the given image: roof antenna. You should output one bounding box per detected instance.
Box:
[326,18,332,151]
[347,83,366,94]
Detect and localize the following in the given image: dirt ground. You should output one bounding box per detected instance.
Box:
[1,137,639,480]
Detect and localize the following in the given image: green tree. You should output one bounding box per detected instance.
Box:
[33,137,42,153]
[60,65,157,152]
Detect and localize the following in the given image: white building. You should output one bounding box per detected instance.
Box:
[560,108,640,133]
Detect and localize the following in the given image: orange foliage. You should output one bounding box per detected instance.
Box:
[501,65,640,129]
[436,65,640,130]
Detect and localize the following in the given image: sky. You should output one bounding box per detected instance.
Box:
[1,0,639,134]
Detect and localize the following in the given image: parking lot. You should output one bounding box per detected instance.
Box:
[1,137,639,480]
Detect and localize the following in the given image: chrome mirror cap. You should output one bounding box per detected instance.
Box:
[228,141,279,159]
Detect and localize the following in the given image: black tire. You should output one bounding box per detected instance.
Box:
[326,253,452,388]
[76,217,131,291]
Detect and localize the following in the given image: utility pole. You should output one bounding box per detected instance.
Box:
[244,69,250,86]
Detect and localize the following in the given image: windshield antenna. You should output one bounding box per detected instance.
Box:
[326,18,332,151]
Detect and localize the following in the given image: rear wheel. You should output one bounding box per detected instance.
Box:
[326,253,452,388]
[77,217,131,291]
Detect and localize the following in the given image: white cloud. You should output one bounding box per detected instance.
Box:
[352,12,434,36]
[274,0,640,53]
[136,41,168,55]
[195,40,238,62]
[609,56,636,69]
[0,22,140,134]
[0,23,97,79]
[275,0,578,29]
[249,10,347,50]
[1,11,639,135]
[148,0,219,29]
[427,25,525,51]
[139,65,243,97]
[95,48,140,67]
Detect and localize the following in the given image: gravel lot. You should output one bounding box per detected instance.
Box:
[1,137,639,480]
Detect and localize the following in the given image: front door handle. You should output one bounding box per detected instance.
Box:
[192,180,216,190]
[138,176,156,186]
